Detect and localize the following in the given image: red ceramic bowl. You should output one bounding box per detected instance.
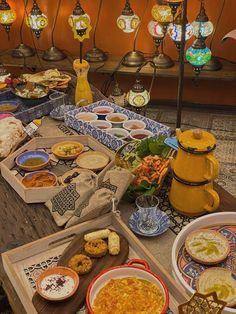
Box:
[86,259,169,314]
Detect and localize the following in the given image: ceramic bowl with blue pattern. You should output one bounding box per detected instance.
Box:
[128,209,170,237]
[50,105,76,121]
[16,150,50,171]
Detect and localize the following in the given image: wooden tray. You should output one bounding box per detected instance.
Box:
[32,230,129,313]
[0,135,115,203]
[2,212,189,314]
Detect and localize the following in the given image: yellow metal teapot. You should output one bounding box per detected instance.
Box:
[170,128,219,182]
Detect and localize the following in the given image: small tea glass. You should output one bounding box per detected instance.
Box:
[135,195,161,235]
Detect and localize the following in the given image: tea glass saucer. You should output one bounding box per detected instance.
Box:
[128,209,170,237]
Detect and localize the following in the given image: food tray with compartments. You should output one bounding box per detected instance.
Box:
[0,135,115,203]
[2,211,189,314]
[65,100,171,151]
[0,89,67,123]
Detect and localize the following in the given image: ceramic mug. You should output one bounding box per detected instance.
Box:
[169,177,220,216]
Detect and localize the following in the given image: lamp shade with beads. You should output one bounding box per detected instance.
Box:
[151,4,172,24]
[117,0,140,33]
[0,0,16,34]
[126,79,150,108]
[186,37,211,73]
[148,20,164,39]
[26,0,48,39]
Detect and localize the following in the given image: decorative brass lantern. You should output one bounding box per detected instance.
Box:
[26,0,48,39]
[126,79,150,108]
[0,0,16,35]
[117,0,140,33]
[68,0,92,41]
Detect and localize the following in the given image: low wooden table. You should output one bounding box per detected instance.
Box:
[0,169,235,314]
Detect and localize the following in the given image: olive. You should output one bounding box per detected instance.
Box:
[72,172,79,178]
[64,177,71,184]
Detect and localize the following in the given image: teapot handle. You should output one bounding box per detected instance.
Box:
[204,188,220,212]
[204,155,219,181]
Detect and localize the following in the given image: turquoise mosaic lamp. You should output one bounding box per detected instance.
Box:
[186,36,211,74]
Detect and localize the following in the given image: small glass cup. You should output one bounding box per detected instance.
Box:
[135,195,160,234]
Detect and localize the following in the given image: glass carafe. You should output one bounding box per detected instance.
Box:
[73,59,93,107]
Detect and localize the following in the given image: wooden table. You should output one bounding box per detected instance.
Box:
[0,168,235,314]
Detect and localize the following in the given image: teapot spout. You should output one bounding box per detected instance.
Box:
[175,128,182,139]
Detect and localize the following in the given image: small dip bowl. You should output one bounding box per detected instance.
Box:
[52,141,84,160]
[107,128,130,140]
[92,106,114,120]
[0,100,20,113]
[16,150,50,171]
[123,119,146,132]
[75,112,98,123]
[90,120,112,130]
[106,113,128,128]
[22,171,57,188]
[36,266,79,301]
[130,129,154,141]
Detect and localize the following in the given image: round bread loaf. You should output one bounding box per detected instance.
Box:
[197,267,236,307]
[185,229,230,265]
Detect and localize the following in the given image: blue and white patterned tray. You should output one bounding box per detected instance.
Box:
[0,89,68,123]
[65,100,171,151]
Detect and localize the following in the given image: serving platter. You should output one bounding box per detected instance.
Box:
[0,135,115,203]
[32,229,129,313]
[2,211,189,314]
[172,212,236,314]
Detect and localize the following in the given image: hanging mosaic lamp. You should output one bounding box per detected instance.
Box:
[0,0,16,35]
[168,14,193,50]
[151,3,172,33]
[165,0,184,17]
[192,0,213,39]
[26,0,48,39]
[117,0,140,33]
[126,78,150,108]
[68,0,92,41]
[148,20,164,48]
[186,37,212,74]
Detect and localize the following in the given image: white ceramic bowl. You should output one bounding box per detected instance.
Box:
[107,128,130,140]
[90,120,112,130]
[106,113,128,127]
[123,119,146,131]
[86,259,169,314]
[92,106,114,118]
[171,212,236,314]
[75,112,98,123]
[130,129,154,141]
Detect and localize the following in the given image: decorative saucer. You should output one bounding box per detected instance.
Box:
[128,210,170,237]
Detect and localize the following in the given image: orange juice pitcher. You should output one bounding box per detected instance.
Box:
[73,59,93,107]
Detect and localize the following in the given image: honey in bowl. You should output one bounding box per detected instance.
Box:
[110,116,125,122]
[22,157,45,167]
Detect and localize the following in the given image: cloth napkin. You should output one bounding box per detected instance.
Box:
[45,170,97,226]
[65,166,134,228]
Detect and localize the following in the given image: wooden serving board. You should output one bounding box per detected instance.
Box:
[32,229,129,314]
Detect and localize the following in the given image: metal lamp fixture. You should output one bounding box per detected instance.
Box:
[165,0,184,17]
[192,0,213,39]
[12,0,35,58]
[117,0,140,33]
[186,36,211,75]
[117,0,146,67]
[68,0,92,41]
[127,60,157,109]
[150,1,174,68]
[85,0,107,63]
[168,12,193,51]
[0,0,16,35]
[26,0,48,39]
[43,0,66,61]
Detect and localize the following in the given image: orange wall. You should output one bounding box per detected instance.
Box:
[1,0,236,105]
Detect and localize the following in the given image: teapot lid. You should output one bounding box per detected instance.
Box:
[178,129,216,153]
